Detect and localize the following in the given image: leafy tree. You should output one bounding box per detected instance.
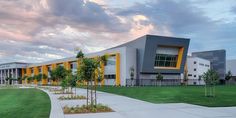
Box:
[130,66,135,86]
[76,50,84,59]
[27,76,33,84]
[50,66,68,85]
[225,71,232,81]
[34,74,47,85]
[60,78,68,93]
[17,77,22,84]
[22,76,28,84]
[156,72,163,86]
[202,69,219,97]
[79,58,98,107]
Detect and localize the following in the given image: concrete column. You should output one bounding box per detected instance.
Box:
[3,70,5,84]
[11,68,13,84]
[7,69,9,77]
[16,68,18,84]
[0,70,1,84]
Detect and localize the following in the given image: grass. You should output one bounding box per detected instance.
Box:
[0,88,51,118]
[96,85,236,107]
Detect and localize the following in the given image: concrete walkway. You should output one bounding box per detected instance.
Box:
[43,87,236,118]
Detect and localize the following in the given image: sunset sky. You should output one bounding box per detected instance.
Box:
[0,0,236,63]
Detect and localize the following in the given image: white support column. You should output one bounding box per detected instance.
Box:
[8,69,10,84]
[3,69,6,84]
[16,68,18,84]
[0,70,1,84]
[11,68,14,78]
[1,70,3,84]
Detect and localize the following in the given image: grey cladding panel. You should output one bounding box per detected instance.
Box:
[142,35,190,74]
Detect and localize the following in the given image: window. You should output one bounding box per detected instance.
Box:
[194,61,197,64]
[154,54,178,67]
[205,64,209,67]
[106,56,116,66]
[194,75,196,77]
[31,68,34,73]
[188,74,192,76]
[194,68,197,71]
[199,63,204,66]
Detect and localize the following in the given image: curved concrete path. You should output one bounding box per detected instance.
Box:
[42,87,236,118]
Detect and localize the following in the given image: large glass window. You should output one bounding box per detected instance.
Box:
[155,46,179,68]
[154,54,178,67]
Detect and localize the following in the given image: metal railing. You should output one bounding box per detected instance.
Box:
[126,78,181,86]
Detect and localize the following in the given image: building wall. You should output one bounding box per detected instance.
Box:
[226,59,236,76]
[187,57,210,85]
[0,35,190,86]
[192,50,226,81]
[0,62,28,84]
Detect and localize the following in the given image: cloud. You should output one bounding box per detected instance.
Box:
[47,0,129,32]
[0,0,236,63]
[117,0,214,35]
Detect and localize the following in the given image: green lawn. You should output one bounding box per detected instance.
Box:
[0,88,51,118]
[97,85,236,107]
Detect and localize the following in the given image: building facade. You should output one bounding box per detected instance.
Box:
[187,56,210,85]
[192,50,226,84]
[0,35,190,86]
[226,59,236,83]
[0,62,28,84]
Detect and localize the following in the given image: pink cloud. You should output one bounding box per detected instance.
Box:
[0,28,32,41]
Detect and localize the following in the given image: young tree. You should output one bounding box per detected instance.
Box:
[130,66,135,86]
[78,57,99,107]
[35,74,47,85]
[202,69,219,97]
[76,50,84,59]
[183,69,188,85]
[27,76,33,84]
[22,76,28,84]
[225,71,232,82]
[50,66,68,85]
[17,77,22,84]
[156,72,164,86]
[198,76,202,85]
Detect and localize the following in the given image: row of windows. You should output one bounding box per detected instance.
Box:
[188,74,197,77]
[193,61,210,67]
[154,54,178,67]
[104,74,116,79]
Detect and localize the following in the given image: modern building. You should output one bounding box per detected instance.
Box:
[0,62,28,84]
[0,35,190,86]
[192,50,226,84]
[186,56,210,85]
[226,59,236,83]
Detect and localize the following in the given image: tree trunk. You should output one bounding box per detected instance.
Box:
[90,80,94,107]
[205,84,207,97]
[95,82,97,107]
[86,81,89,107]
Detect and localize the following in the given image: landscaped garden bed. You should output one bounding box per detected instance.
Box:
[53,91,73,94]
[58,95,86,100]
[63,104,113,114]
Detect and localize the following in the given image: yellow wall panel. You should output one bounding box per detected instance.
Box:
[34,67,39,84]
[177,47,184,69]
[101,62,105,86]
[42,65,48,85]
[115,53,121,86]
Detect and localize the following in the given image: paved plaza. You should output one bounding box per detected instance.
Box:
[42,88,236,118]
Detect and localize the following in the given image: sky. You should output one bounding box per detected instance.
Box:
[0,0,236,63]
